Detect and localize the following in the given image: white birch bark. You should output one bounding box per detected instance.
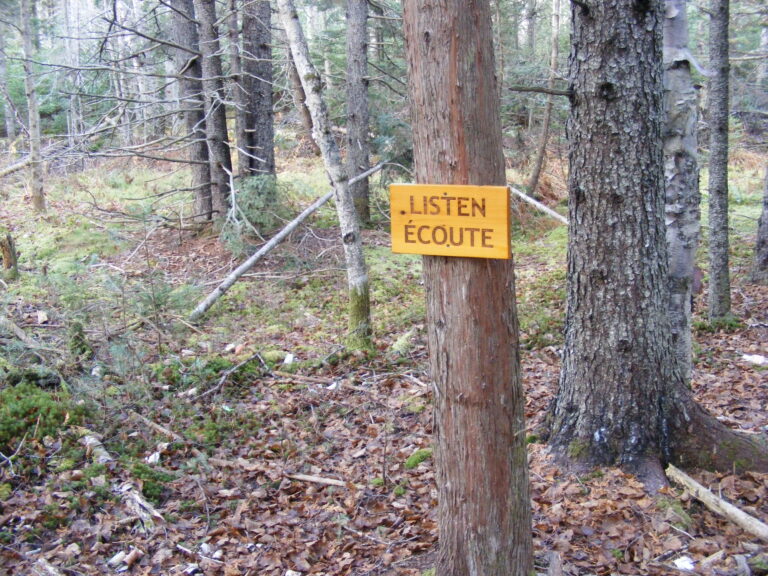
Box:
[277,0,371,347]
[663,0,700,381]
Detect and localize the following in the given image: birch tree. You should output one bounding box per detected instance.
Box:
[663,0,700,381]
[277,0,371,349]
[751,166,768,284]
[21,0,45,212]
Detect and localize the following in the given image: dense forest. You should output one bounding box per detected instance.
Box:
[1,0,767,574]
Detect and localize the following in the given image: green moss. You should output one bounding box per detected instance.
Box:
[347,284,372,350]
[0,484,11,500]
[370,477,385,487]
[393,485,406,497]
[567,438,589,460]
[131,462,176,505]
[404,448,433,470]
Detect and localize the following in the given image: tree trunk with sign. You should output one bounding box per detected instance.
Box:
[545,0,768,478]
[403,1,533,574]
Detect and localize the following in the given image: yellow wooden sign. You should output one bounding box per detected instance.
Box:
[390,184,510,259]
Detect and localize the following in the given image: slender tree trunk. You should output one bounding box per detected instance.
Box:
[403,1,533,574]
[547,0,767,477]
[750,166,768,284]
[664,0,701,382]
[527,0,560,196]
[193,0,234,221]
[277,0,371,349]
[346,0,371,224]
[242,0,275,175]
[287,55,321,156]
[21,0,45,212]
[707,0,731,320]
[525,0,537,54]
[0,233,19,281]
[169,0,212,220]
[0,30,17,142]
[228,0,249,179]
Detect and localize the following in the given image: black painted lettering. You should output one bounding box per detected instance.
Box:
[404,223,416,243]
[481,228,493,248]
[472,198,486,217]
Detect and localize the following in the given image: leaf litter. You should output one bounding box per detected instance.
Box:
[1,174,767,575]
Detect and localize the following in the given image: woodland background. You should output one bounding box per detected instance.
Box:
[0,0,767,575]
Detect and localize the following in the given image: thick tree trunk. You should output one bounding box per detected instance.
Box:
[707,0,731,320]
[277,0,371,349]
[663,0,701,383]
[21,0,45,212]
[547,0,768,476]
[169,0,212,220]
[751,166,768,284]
[403,1,533,574]
[193,0,233,221]
[345,0,371,224]
[242,0,275,175]
[527,0,560,196]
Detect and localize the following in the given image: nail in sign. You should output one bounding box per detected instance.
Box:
[390,184,510,259]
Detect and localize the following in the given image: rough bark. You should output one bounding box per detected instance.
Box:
[21,0,45,212]
[346,0,371,224]
[663,0,701,382]
[403,1,533,574]
[242,0,275,175]
[527,0,561,196]
[707,0,731,320]
[277,0,371,349]
[169,0,212,220]
[750,166,768,284]
[192,0,233,221]
[547,0,768,476]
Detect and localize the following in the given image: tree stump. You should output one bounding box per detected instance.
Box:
[0,233,19,280]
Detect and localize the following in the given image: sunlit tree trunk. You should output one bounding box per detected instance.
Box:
[707,0,731,320]
[193,0,234,221]
[0,29,17,142]
[663,0,700,382]
[547,0,768,477]
[169,0,212,220]
[277,0,371,349]
[21,0,45,212]
[346,0,371,223]
[403,1,533,574]
[751,166,768,284]
[242,0,275,175]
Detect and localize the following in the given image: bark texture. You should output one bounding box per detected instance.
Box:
[287,55,320,156]
[277,0,371,348]
[21,0,45,212]
[403,1,533,574]
[192,0,233,220]
[169,0,212,220]
[663,0,700,382]
[0,29,17,141]
[751,166,768,284]
[547,0,768,475]
[242,0,275,175]
[0,234,19,281]
[345,0,371,223]
[707,0,731,320]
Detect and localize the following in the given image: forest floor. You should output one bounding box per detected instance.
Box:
[0,150,767,576]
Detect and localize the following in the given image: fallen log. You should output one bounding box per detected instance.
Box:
[666,464,768,542]
[189,163,384,322]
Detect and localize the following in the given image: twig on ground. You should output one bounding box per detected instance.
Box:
[192,352,267,400]
[286,473,346,487]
